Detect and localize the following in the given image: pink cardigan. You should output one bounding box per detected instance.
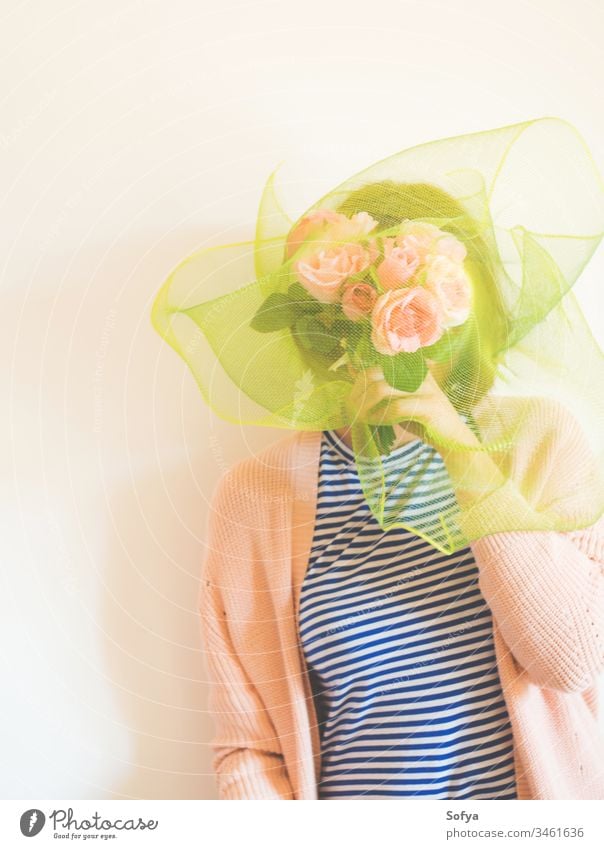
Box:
[198,403,604,800]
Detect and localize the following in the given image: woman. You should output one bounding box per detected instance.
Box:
[199,359,604,799]
[196,178,604,800]
[150,119,604,799]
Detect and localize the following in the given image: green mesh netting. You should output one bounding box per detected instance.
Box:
[151,117,604,554]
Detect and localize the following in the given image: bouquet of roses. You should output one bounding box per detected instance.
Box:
[251,208,473,449]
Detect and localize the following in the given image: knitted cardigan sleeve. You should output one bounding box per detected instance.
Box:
[468,401,604,693]
[198,476,295,801]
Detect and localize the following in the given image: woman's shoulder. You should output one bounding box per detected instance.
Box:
[473,392,603,521]
[207,429,315,523]
[203,431,319,588]
[473,393,589,445]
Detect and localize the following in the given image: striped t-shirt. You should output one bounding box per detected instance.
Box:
[298,429,518,799]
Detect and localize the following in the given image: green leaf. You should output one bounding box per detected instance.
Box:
[380,350,428,393]
[423,322,472,364]
[251,282,330,333]
[347,320,378,370]
[421,333,453,364]
[371,424,396,455]
[368,265,382,289]
[250,292,297,332]
[332,318,354,338]
[287,282,322,313]
[293,315,339,355]
[319,303,341,328]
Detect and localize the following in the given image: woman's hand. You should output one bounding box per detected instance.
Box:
[347,364,473,448]
[346,364,506,507]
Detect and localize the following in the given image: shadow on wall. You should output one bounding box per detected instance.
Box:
[100,460,217,800]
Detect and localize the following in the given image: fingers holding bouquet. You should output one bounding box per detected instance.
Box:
[346,364,470,450]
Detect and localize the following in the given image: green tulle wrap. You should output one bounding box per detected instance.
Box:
[151,117,604,554]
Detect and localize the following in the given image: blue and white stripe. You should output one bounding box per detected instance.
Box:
[299,429,517,799]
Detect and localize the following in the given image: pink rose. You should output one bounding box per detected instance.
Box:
[329,211,379,243]
[285,209,379,260]
[424,256,472,328]
[376,236,421,289]
[397,220,446,261]
[342,282,377,321]
[435,235,467,264]
[285,209,344,260]
[294,243,374,303]
[371,287,444,355]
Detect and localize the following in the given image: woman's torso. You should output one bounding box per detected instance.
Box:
[298,429,518,799]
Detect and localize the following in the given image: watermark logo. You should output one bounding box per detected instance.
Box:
[19,809,45,837]
[18,807,159,839]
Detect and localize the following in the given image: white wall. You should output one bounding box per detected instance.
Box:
[1,0,603,800]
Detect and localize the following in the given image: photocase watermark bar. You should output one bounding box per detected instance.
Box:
[1,800,600,847]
